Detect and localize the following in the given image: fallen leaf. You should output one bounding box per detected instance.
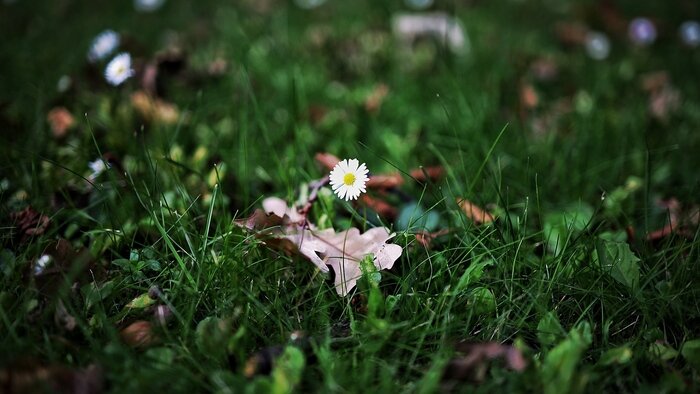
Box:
[54,299,76,331]
[365,173,403,189]
[359,194,398,219]
[314,152,340,171]
[530,57,559,82]
[456,199,494,225]
[131,91,180,125]
[415,229,451,249]
[520,83,539,110]
[443,342,527,383]
[409,166,445,182]
[46,107,75,139]
[120,320,155,348]
[555,22,588,45]
[364,83,389,113]
[10,206,50,241]
[235,199,402,296]
[0,360,103,394]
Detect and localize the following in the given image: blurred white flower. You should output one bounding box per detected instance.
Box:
[393,13,469,54]
[104,53,134,86]
[329,159,369,201]
[34,255,51,276]
[680,21,700,47]
[87,30,120,62]
[134,0,165,12]
[585,31,611,60]
[628,18,656,46]
[88,158,109,181]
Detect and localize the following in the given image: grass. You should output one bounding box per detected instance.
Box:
[2,0,700,392]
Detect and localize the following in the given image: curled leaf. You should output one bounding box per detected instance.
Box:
[120,320,155,348]
[130,91,180,125]
[443,342,527,383]
[456,199,494,225]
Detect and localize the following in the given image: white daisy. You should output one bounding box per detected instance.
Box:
[88,30,120,62]
[680,21,700,47]
[104,53,134,86]
[329,158,369,201]
[134,0,165,12]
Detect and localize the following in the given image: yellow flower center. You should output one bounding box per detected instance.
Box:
[343,173,356,186]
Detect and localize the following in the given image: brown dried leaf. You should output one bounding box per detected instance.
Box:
[46,107,75,139]
[520,83,539,110]
[359,194,398,219]
[366,173,404,189]
[54,299,76,332]
[10,206,50,241]
[410,166,445,182]
[236,199,402,296]
[364,83,389,113]
[314,152,341,171]
[131,91,180,125]
[0,361,103,394]
[457,198,495,225]
[443,342,527,383]
[120,320,155,348]
[555,22,588,45]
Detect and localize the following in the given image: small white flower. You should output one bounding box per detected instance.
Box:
[134,0,165,12]
[104,53,134,86]
[88,158,109,180]
[585,31,611,60]
[34,254,52,276]
[329,158,369,201]
[680,21,700,47]
[88,30,120,62]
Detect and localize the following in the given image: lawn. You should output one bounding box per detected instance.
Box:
[1,0,700,392]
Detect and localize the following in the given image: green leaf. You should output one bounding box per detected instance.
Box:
[270,346,305,394]
[593,238,640,290]
[125,293,155,309]
[196,316,233,357]
[468,287,496,315]
[680,339,700,370]
[81,280,115,310]
[537,311,564,348]
[598,345,633,366]
[648,342,678,362]
[541,321,592,394]
[543,203,594,255]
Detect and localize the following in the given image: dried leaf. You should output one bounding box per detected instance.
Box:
[54,299,76,331]
[364,83,389,113]
[314,152,340,171]
[130,91,180,125]
[0,361,103,394]
[443,342,527,383]
[456,199,494,225]
[409,166,444,182]
[46,107,75,139]
[10,206,50,241]
[120,320,155,348]
[359,194,398,218]
[520,83,539,110]
[555,22,588,45]
[235,199,402,296]
[365,173,403,189]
